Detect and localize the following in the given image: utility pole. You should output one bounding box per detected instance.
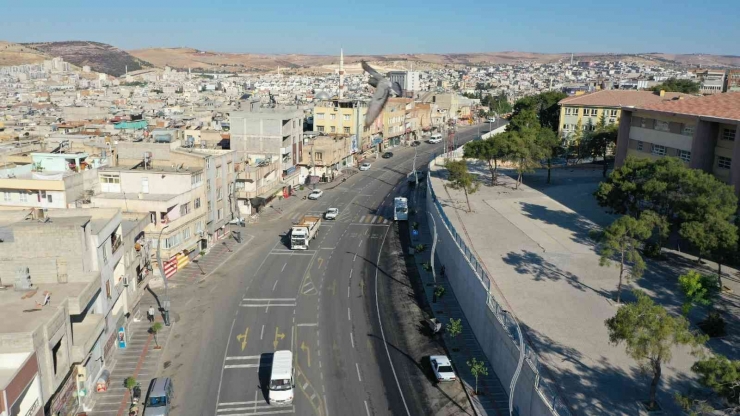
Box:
[156,225,171,326]
[428,211,437,283]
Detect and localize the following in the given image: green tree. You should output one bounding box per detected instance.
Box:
[467,357,489,395]
[150,322,163,348]
[463,133,513,185]
[477,109,487,119]
[605,290,706,410]
[488,93,512,115]
[678,270,720,316]
[691,354,740,405]
[125,377,138,405]
[507,109,539,132]
[536,127,562,184]
[651,78,700,94]
[445,159,479,212]
[508,129,544,189]
[567,118,584,164]
[596,215,652,303]
[582,124,618,177]
[639,210,670,256]
[511,91,567,132]
[446,318,462,339]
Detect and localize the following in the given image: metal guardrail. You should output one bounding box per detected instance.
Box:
[428,152,572,416]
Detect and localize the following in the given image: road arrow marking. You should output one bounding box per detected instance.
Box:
[300,341,312,367]
[236,327,249,351]
[273,327,285,350]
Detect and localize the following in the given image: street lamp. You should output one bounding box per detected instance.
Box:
[156,224,172,326]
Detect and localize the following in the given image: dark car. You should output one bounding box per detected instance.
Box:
[382,152,394,158]
[410,141,421,147]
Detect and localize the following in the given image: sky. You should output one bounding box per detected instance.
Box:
[1,0,737,56]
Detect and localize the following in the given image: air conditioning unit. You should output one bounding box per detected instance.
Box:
[76,365,88,383]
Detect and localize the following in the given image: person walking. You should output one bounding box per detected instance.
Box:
[147,306,155,323]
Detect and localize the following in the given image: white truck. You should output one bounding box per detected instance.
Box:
[290,215,321,250]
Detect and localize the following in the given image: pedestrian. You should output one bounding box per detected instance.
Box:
[147,306,155,323]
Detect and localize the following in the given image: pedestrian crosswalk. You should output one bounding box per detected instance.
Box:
[356,215,391,225]
[284,211,392,224]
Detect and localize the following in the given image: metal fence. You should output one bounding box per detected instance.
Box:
[427,154,572,416]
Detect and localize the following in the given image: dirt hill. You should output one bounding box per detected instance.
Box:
[21,41,153,76]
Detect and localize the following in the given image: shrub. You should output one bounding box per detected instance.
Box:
[699,312,726,338]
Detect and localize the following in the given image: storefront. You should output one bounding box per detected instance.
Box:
[48,366,79,416]
[1,352,43,416]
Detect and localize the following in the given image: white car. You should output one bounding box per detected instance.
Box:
[325,208,339,220]
[359,163,371,171]
[430,355,456,382]
[487,117,496,123]
[428,137,442,144]
[307,190,324,200]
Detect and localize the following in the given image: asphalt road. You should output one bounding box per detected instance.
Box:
[162,120,506,416]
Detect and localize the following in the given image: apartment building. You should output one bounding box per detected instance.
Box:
[300,135,353,180]
[312,99,374,151]
[727,69,740,92]
[388,71,421,94]
[615,92,740,193]
[382,98,407,149]
[0,208,130,414]
[229,105,303,188]
[558,90,690,139]
[690,69,726,95]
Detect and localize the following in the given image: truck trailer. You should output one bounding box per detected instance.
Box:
[290,215,321,249]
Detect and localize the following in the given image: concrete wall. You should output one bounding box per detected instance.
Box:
[426,170,563,415]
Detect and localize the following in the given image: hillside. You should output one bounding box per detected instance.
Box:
[128,48,740,73]
[0,41,49,67]
[22,41,153,76]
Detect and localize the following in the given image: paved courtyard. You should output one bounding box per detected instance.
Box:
[430,160,740,415]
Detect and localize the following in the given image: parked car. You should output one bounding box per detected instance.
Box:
[382,152,394,159]
[430,355,456,382]
[410,140,421,147]
[307,190,324,200]
[359,163,372,171]
[487,116,496,123]
[143,377,174,416]
[324,208,339,220]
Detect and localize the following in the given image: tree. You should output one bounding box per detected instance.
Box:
[125,377,138,405]
[582,124,618,177]
[446,318,462,339]
[536,127,561,184]
[651,78,700,94]
[463,134,512,185]
[477,109,487,119]
[467,357,489,395]
[150,322,163,348]
[507,130,543,189]
[511,91,567,132]
[692,354,740,406]
[507,109,539,133]
[605,290,706,410]
[487,93,512,115]
[678,270,720,316]
[566,118,584,164]
[445,159,479,212]
[596,215,652,303]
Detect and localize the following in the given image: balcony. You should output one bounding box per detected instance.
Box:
[240,160,279,181]
[71,313,105,362]
[236,182,282,199]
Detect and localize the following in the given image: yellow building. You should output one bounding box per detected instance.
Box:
[313,99,375,151]
[558,90,690,140]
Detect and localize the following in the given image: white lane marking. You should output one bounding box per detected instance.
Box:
[348,307,351,321]
[241,304,295,308]
[353,253,357,262]
[260,325,265,340]
[272,280,278,291]
[225,356,261,361]
[374,226,412,416]
[324,395,330,416]
[358,240,363,247]
[359,215,367,223]
[356,363,362,382]
[296,322,319,327]
[350,332,355,348]
[348,286,350,298]
[281,262,287,272]
[370,215,377,224]
[215,317,237,413]
[224,364,263,369]
[349,269,353,279]
[365,400,371,416]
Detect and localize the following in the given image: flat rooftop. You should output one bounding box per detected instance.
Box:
[100,165,203,174]
[94,192,177,202]
[0,281,92,335]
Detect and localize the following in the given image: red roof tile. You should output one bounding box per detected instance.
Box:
[637,92,740,122]
[558,90,693,107]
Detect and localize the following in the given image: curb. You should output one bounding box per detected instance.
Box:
[195,234,255,283]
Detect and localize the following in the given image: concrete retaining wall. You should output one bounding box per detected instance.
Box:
[425,175,561,416]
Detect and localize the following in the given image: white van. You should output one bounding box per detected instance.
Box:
[428,133,442,144]
[269,350,295,405]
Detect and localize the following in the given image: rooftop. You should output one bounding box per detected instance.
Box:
[558,89,694,107]
[100,165,203,174]
[0,281,92,335]
[636,91,740,122]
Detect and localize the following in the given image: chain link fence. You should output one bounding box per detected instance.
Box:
[428,153,572,416]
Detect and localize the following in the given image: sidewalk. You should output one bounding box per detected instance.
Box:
[172,235,247,282]
[87,310,173,416]
[411,192,509,416]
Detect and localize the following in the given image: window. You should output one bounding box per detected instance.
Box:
[637,141,644,151]
[141,177,149,193]
[682,125,695,136]
[20,192,27,203]
[564,107,574,116]
[343,114,350,121]
[718,156,732,170]
[101,174,120,184]
[183,227,191,240]
[655,120,670,132]
[317,125,324,132]
[102,244,108,264]
[330,114,336,120]
[722,128,736,141]
[217,187,223,201]
[330,126,336,133]
[3,192,10,202]
[216,166,222,178]
[590,108,598,116]
[608,118,617,124]
[316,113,325,120]
[640,118,651,128]
[208,201,212,212]
[562,124,568,131]
[315,152,323,161]
[180,202,190,216]
[206,158,211,169]
[191,172,203,185]
[47,194,53,203]
[652,144,666,156]
[207,179,211,192]
[679,150,691,163]
[343,127,350,133]
[217,208,223,220]
[606,109,618,117]
[194,197,201,209]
